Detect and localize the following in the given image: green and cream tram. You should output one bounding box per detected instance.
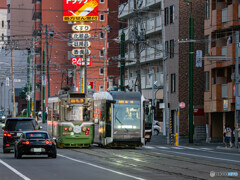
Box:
[47,92,94,148]
[93,91,145,148]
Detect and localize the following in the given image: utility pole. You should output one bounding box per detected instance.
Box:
[235,31,239,148]
[27,51,31,117]
[103,26,109,91]
[10,43,16,117]
[42,50,46,123]
[84,36,87,99]
[134,0,142,93]
[120,28,125,91]
[184,0,194,143]
[33,38,36,118]
[151,69,155,136]
[44,25,50,98]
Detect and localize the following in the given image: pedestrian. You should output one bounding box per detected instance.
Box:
[224,124,233,148]
[233,127,240,145]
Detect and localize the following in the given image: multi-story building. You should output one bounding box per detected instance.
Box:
[0,0,7,49]
[204,0,240,142]
[163,0,205,140]
[118,0,164,122]
[32,0,121,110]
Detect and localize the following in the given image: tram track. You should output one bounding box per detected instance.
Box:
[66,147,235,179]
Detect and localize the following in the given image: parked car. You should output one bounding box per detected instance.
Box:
[15,131,57,159]
[2,117,41,153]
[0,110,6,123]
[153,120,161,136]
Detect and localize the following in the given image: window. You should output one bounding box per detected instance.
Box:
[2,34,4,41]
[100,14,105,21]
[205,35,210,55]
[100,86,104,91]
[100,0,104,3]
[164,7,169,26]
[205,0,210,19]
[171,74,176,93]
[170,39,174,58]
[7,4,10,13]
[2,21,4,28]
[100,68,104,75]
[7,20,10,29]
[165,41,168,57]
[205,71,209,92]
[100,31,104,39]
[100,49,104,57]
[170,5,174,24]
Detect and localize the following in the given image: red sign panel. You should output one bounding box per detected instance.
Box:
[63,0,99,21]
[88,81,94,89]
[71,57,92,66]
[193,109,204,116]
[179,102,185,109]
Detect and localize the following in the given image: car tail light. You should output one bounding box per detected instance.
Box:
[87,128,90,131]
[22,141,30,145]
[64,127,68,131]
[5,144,10,147]
[85,131,89,135]
[3,131,12,137]
[45,140,52,145]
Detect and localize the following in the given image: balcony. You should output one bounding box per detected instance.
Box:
[32,7,41,20]
[146,0,161,8]
[212,9,222,31]
[145,16,162,35]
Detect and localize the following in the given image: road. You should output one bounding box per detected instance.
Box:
[0,123,240,180]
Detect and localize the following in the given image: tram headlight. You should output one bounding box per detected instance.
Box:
[82,126,87,132]
[118,125,122,129]
[68,127,73,132]
[133,126,137,129]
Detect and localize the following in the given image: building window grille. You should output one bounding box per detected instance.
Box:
[165,41,168,57]
[205,0,210,19]
[100,68,104,75]
[100,31,104,39]
[100,49,104,57]
[170,39,174,58]
[2,21,4,28]
[170,5,174,24]
[2,34,4,41]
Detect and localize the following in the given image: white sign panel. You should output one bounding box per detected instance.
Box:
[72,49,91,56]
[72,33,91,40]
[72,25,91,32]
[72,41,91,48]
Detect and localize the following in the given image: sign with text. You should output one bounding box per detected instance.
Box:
[42,75,46,86]
[71,57,92,66]
[72,49,91,56]
[63,0,99,21]
[72,25,91,31]
[72,33,91,40]
[80,78,84,93]
[72,41,91,47]
[87,81,94,89]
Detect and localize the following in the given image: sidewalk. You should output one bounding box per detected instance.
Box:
[148,134,240,152]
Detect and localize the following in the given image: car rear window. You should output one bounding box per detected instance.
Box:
[26,133,48,139]
[5,119,36,131]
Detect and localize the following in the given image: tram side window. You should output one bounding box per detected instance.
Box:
[106,102,111,137]
[94,101,101,124]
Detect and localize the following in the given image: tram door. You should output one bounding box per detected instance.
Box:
[105,101,111,138]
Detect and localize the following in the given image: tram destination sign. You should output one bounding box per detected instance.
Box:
[63,0,99,21]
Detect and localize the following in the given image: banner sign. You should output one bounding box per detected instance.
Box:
[72,41,91,47]
[71,57,92,66]
[72,33,91,40]
[72,49,91,56]
[63,0,99,21]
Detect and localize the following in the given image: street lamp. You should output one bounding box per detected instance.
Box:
[184,0,194,143]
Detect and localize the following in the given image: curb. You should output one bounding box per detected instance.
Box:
[216,146,240,152]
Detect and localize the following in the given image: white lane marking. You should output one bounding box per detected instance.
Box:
[143,146,155,149]
[156,146,170,149]
[0,159,31,180]
[171,147,183,150]
[115,155,146,162]
[153,150,240,163]
[200,148,213,151]
[58,154,146,180]
[178,146,199,150]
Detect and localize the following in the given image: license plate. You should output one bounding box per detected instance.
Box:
[17,133,22,137]
[33,148,42,152]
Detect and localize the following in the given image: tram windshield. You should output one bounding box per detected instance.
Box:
[114,101,141,129]
[64,104,90,121]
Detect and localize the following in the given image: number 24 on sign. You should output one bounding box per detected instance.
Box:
[71,57,92,66]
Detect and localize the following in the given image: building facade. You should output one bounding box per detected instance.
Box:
[118,0,164,122]
[0,0,7,49]
[164,0,205,140]
[32,0,121,110]
[204,0,240,142]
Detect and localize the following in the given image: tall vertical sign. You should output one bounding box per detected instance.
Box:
[63,0,99,21]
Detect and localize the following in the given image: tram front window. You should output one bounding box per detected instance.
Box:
[114,102,141,129]
[65,105,90,121]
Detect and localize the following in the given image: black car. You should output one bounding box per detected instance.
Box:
[15,131,57,159]
[2,117,40,153]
